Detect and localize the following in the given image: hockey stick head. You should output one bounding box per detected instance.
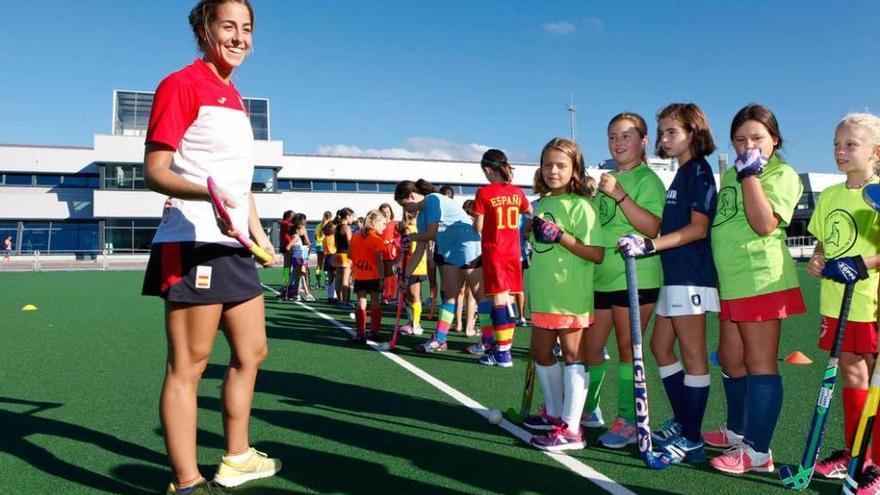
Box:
[375,341,393,352]
[503,407,523,424]
[778,463,812,490]
[642,451,672,470]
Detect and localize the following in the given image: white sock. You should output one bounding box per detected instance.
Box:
[224,448,253,464]
[536,362,564,418]
[658,361,683,379]
[561,363,589,434]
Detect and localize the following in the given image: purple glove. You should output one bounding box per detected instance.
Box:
[532,216,564,244]
[735,148,769,182]
[617,234,655,257]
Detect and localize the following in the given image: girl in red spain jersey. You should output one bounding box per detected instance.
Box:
[473,149,532,367]
[141,1,280,493]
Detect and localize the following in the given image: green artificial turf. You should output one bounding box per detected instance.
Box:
[0,265,852,494]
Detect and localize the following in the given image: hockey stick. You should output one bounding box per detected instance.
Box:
[502,357,536,425]
[376,248,409,351]
[207,177,272,264]
[842,361,880,494]
[779,282,854,489]
[624,255,671,470]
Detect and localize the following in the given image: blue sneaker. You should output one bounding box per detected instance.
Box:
[652,418,682,445]
[658,435,707,464]
[580,407,605,428]
[417,337,447,353]
[479,349,513,368]
[598,417,637,449]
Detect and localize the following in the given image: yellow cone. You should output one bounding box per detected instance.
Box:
[22,304,37,311]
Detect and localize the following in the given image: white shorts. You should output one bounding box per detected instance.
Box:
[655,285,720,317]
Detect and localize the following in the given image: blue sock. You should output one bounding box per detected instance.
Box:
[658,362,685,424]
[744,374,783,454]
[682,374,710,442]
[722,372,747,435]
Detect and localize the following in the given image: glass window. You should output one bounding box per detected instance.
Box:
[291,180,312,191]
[378,182,397,192]
[105,219,132,228]
[59,175,96,188]
[461,185,479,194]
[103,163,143,189]
[114,90,153,137]
[49,222,99,253]
[357,182,378,192]
[132,229,156,251]
[5,173,33,185]
[313,180,334,191]
[276,180,292,191]
[35,175,61,186]
[252,168,276,192]
[20,222,50,252]
[105,228,133,252]
[0,222,17,253]
[243,98,269,140]
[133,219,159,228]
[336,181,357,192]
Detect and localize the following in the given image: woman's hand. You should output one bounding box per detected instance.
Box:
[806,253,825,277]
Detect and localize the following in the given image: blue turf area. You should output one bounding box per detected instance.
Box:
[0,264,851,494]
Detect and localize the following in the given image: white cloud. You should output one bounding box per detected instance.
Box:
[541,21,576,36]
[316,137,492,162]
[584,17,603,33]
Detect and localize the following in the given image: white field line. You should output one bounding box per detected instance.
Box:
[295,301,636,495]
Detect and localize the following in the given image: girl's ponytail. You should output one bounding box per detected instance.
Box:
[481,149,513,183]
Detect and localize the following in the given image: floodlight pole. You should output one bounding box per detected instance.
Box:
[566,93,577,142]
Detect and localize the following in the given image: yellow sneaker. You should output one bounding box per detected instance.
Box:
[213,448,281,488]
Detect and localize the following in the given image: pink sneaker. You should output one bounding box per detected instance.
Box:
[522,405,563,431]
[530,424,586,451]
[703,424,744,448]
[859,465,880,495]
[710,444,774,475]
[814,449,849,479]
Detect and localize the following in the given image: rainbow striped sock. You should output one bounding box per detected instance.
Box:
[491,304,515,351]
[477,301,494,345]
[434,301,455,342]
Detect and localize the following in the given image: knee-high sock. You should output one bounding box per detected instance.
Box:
[326,281,335,300]
[536,362,564,419]
[843,387,869,447]
[659,362,686,424]
[478,301,494,345]
[744,374,783,454]
[722,372,747,435]
[562,362,589,435]
[355,308,367,337]
[585,362,607,412]
[682,374,710,442]
[370,306,382,334]
[618,363,635,423]
[435,301,455,342]
[492,304,515,352]
[411,300,422,328]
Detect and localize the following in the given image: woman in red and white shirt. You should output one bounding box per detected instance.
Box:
[141,1,280,493]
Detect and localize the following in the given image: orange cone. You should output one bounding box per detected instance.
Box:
[784,351,812,365]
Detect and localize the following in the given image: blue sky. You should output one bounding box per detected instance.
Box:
[2,0,878,173]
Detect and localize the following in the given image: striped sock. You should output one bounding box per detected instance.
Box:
[411,300,422,327]
[658,361,685,424]
[682,374,710,442]
[478,301,494,346]
[435,301,455,342]
[491,304,515,352]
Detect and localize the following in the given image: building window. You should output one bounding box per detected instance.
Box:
[313,180,334,191]
[103,219,157,253]
[251,167,277,192]
[114,90,153,137]
[102,163,146,190]
[244,98,270,140]
[336,181,357,192]
[4,173,33,185]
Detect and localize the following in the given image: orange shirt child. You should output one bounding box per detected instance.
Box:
[350,231,385,281]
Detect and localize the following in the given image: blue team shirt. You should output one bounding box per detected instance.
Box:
[659,157,718,287]
[418,193,481,266]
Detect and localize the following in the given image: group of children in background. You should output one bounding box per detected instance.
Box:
[276,103,880,492]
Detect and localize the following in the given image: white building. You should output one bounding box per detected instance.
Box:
[0,91,840,256]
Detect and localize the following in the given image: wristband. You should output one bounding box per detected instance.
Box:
[615,193,629,205]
